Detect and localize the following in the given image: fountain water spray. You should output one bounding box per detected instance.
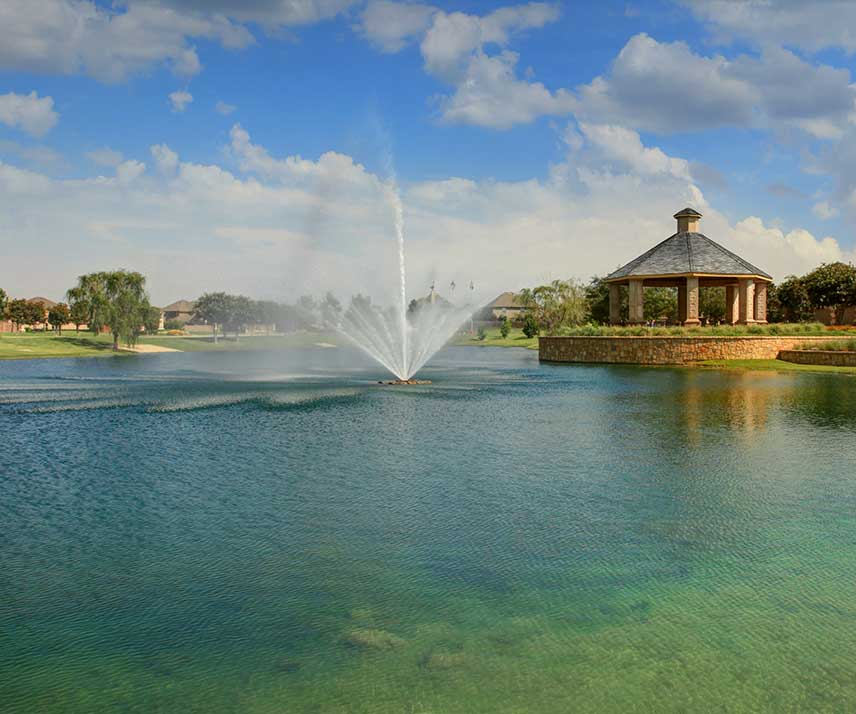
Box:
[333,181,476,381]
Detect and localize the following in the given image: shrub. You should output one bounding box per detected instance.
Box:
[164,319,184,331]
[499,316,510,338]
[477,327,487,341]
[166,329,185,336]
[522,313,540,338]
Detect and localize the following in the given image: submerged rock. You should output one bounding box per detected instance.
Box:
[273,656,301,673]
[342,627,406,650]
[418,649,467,671]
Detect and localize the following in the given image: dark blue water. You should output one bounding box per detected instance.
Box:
[2,347,856,713]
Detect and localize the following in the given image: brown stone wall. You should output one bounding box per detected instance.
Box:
[779,350,856,367]
[539,336,849,365]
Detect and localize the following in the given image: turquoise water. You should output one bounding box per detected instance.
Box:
[2,347,856,713]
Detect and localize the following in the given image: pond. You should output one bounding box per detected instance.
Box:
[2,347,856,713]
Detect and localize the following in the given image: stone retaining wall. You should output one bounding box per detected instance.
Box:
[779,349,856,367]
[539,335,848,365]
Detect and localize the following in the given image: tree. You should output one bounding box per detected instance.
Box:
[518,279,587,335]
[69,270,151,349]
[296,295,318,329]
[644,287,678,322]
[498,315,511,338]
[144,306,162,335]
[69,299,89,334]
[194,292,231,343]
[255,300,279,335]
[699,287,725,324]
[0,288,7,319]
[320,292,342,328]
[767,275,814,322]
[48,303,71,334]
[221,294,255,340]
[585,276,627,324]
[801,262,856,324]
[6,299,31,331]
[522,313,539,338]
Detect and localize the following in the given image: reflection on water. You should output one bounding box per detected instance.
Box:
[2,348,856,713]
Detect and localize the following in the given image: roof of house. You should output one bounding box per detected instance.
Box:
[28,296,57,308]
[606,232,772,281]
[487,291,525,309]
[162,299,195,313]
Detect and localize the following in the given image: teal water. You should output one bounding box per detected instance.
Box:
[2,347,856,713]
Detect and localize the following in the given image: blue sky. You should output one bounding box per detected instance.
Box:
[1,0,855,304]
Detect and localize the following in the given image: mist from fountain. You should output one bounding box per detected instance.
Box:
[333,182,476,381]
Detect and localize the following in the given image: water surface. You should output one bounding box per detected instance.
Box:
[2,347,856,713]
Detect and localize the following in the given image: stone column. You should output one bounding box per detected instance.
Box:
[678,285,687,323]
[629,279,644,323]
[684,277,700,326]
[754,282,768,324]
[608,283,621,324]
[738,278,755,324]
[725,285,739,324]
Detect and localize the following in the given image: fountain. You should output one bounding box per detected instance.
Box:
[332,182,476,382]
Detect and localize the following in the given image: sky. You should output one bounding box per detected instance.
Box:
[2,0,856,306]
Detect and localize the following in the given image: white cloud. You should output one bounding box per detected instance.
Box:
[215,100,236,115]
[577,123,692,180]
[150,144,179,175]
[358,0,437,53]
[813,201,839,221]
[116,160,146,184]
[158,0,358,29]
[86,147,123,167]
[169,90,193,113]
[0,124,849,306]
[0,0,258,82]
[438,51,574,129]
[421,3,559,81]
[0,140,65,170]
[574,34,856,138]
[683,0,856,54]
[0,91,59,137]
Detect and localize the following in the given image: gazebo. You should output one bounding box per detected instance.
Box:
[604,208,772,325]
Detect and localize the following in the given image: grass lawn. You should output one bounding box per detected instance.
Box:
[697,358,856,375]
[0,333,118,360]
[452,327,539,350]
[0,331,344,360]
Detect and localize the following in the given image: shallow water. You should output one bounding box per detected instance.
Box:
[2,346,856,713]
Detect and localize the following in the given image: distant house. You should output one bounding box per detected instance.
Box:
[484,292,529,321]
[27,297,57,329]
[162,299,196,326]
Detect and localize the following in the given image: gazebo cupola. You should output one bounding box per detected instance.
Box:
[604,208,773,326]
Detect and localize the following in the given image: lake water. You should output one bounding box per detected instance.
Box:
[2,346,856,713]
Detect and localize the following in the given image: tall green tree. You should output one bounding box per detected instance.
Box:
[194,292,231,343]
[773,276,812,322]
[144,306,162,335]
[48,303,71,334]
[69,270,151,349]
[644,287,678,322]
[699,287,726,324]
[68,298,89,334]
[0,288,7,319]
[585,276,628,324]
[223,295,256,340]
[801,262,856,324]
[6,299,31,331]
[518,279,587,335]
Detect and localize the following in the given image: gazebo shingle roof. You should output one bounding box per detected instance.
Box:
[606,232,772,281]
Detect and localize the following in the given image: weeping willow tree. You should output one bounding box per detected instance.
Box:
[68,270,151,350]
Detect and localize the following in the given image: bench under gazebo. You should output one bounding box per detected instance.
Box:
[604,208,772,325]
